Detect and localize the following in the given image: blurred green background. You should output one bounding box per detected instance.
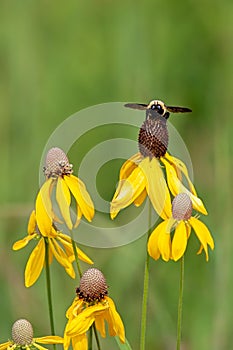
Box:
[0,0,232,349]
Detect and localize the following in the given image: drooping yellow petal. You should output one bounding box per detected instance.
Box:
[185,222,192,238]
[63,333,71,350]
[110,166,146,219]
[172,221,188,261]
[66,304,107,336]
[158,230,171,261]
[134,188,147,207]
[189,217,214,261]
[12,233,37,250]
[64,175,94,222]
[48,238,75,278]
[56,177,72,229]
[27,210,37,235]
[163,153,197,195]
[148,221,169,260]
[25,238,45,287]
[74,205,82,228]
[139,157,172,220]
[57,233,93,265]
[95,314,106,338]
[106,297,125,343]
[0,341,11,350]
[162,158,207,215]
[36,179,54,236]
[71,335,88,350]
[119,153,142,180]
[34,336,63,344]
[113,153,142,201]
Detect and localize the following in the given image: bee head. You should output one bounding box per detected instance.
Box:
[147,100,167,116]
[146,100,170,120]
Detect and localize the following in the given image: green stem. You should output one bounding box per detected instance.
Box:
[140,202,152,350]
[44,239,56,350]
[93,324,101,350]
[176,255,185,350]
[88,326,93,350]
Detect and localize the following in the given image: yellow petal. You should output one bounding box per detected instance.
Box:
[36,179,53,236]
[0,341,11,350]
[56,234,93,265]
[148,221,169,260]
[106,297,125,343]
[189,217,214,261]
[12,233,37,250]
[163,153,197,195]
[66,304,107,336]
[34,336,63,344]
[64,175,94,222]
[110,165,146,219]
[113,153,142,201]
[25,238,45,287]
[119,153,142,180]
[172,221,188,261]
[56,177,72,230]
[63,333,71,350]
[139,157,172,220]
[71,335,88,350]
[66,298,84,319]
[134,188,147,207]
[95,314,106,338]
[48,238,75,278]
[74,205,82,228]
[162,158,207,215]
[158,231,171,261]
[27,210,36,235]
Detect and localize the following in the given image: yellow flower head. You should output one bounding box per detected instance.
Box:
[13,210,93,287]
[64,268,125,350]
[111,100,207,220]
[148,193,214,262]
[110,152,207,221]
[0,318,63,350]
[41,147,95,230]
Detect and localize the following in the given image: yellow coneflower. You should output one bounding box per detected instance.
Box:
[0,319,63,350]
[39,147,94,231]
[64,268,125,350]
[148,193,214,261]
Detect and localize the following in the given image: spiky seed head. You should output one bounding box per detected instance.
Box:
[43,147,73,179]
[138,116,169,158]
[172,193,193,221]
[11,319,34,345]
[77,268,108,302]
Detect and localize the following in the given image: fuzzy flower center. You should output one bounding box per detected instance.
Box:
[172,193,192,221]
[12,319,34,345]
[76,268,108,302]
[43,147,73,179]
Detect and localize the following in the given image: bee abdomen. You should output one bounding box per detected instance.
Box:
[138,118,168,158]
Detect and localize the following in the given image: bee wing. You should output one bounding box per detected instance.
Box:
[124,103,148,110]
[166,106,192,113]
